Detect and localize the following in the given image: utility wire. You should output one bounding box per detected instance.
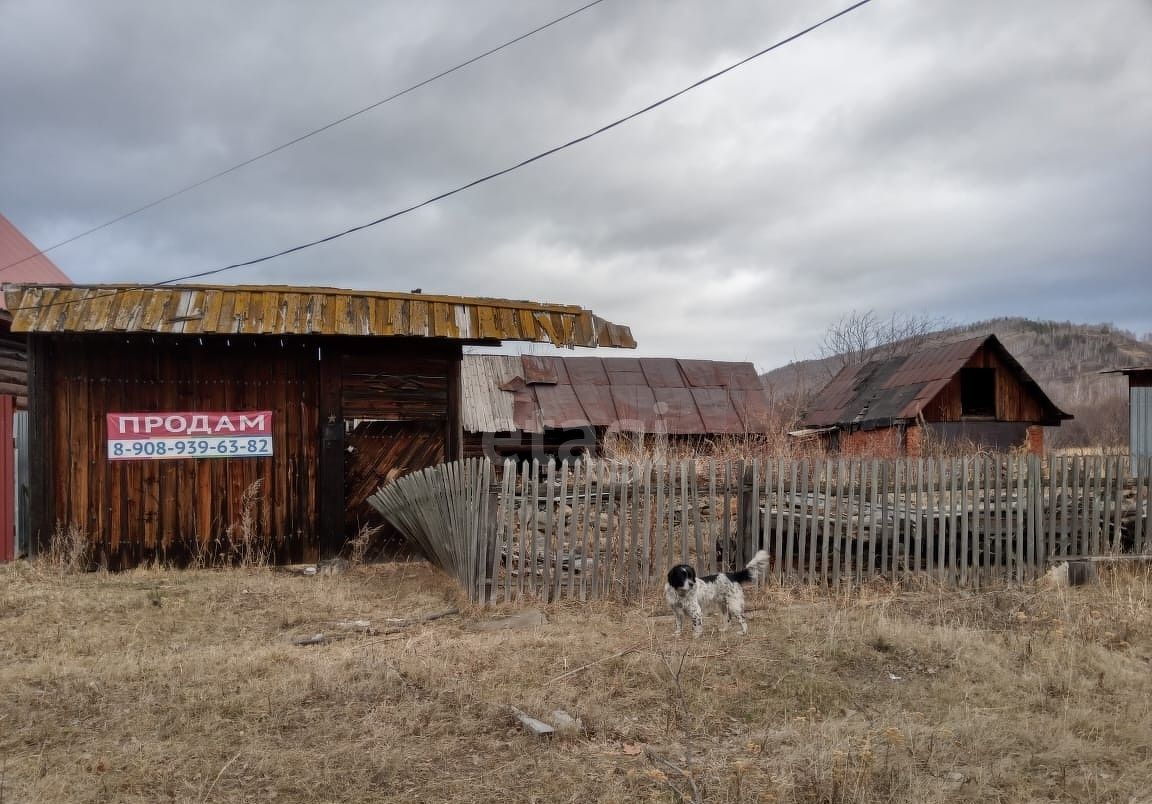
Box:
[5,0,873,314]
[161,0,873,284]
[0,0,610,276]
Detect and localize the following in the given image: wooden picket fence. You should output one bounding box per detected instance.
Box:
[368,454,1152,604]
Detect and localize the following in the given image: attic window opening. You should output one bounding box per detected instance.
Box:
[961,368,996,418]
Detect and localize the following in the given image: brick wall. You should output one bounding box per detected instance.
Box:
[838,426,907,458]
[1025,425,1044,456]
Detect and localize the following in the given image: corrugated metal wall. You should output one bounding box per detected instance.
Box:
[1133,386,1152,460]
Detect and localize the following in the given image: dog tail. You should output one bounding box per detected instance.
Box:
[728,549,770,585]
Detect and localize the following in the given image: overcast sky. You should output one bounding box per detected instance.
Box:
[1,0,1149,371]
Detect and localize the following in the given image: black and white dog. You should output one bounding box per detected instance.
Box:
[665,550,769,638]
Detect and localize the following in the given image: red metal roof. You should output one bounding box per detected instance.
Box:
[802,335,1071,429]
[462,355,772,435]
[0,215,72,311]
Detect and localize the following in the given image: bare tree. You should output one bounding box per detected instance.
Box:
[819,309,950,373]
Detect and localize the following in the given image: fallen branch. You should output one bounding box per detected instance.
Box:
[349,633,410,650]
[383,608,459,627]
[547,641,643,684]
[349,608,461,650]
[199,750,241,804]
[645,748,702,804]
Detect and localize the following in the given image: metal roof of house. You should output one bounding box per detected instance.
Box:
[0,215,72,311]
[1101,365,1152,375]
[802,334,1071,429]
[462,354,771,435]
[2,283,635,348]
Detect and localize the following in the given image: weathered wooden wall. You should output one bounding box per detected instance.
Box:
[27,333,460,567]
[925,344,1049,422]
[0,329,29,409]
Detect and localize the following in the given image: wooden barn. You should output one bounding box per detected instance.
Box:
[461,354,773,460]
[797,334,1071,456]
[4,283,633,568]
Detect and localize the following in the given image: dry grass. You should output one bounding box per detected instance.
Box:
[43,522,92,573]
[2,561,1151,803]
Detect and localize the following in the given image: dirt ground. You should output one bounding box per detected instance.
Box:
[2,559,1151,803]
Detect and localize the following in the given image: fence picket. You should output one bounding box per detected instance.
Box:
[774,458,786,585]
[808,461,823,585]
[796,460,811,583]
[693,461,707,574]
[847,460,861,583]
[761,460,773,586]
[819,461,833,587]
[1133,456,1142,550]
[1045,455,1056,564]
[785,460,800,581]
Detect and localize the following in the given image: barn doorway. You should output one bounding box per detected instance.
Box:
[322,349,458,559]
[343,420,444,552]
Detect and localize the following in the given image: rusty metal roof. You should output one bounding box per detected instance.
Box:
[0,215,72,311]
[2,283,635,348]
[462,354,771,435]
[1101,365,1152,375]
[802,334,1070,429]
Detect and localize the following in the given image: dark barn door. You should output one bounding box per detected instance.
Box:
[329,348,458,555]
[343,421,444,537]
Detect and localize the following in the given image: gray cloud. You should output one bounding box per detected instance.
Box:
[2,0,1149,370]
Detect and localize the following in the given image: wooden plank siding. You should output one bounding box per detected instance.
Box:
[922,344,1051,423]
[26,333,461,568]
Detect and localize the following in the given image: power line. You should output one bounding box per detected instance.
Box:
[0,0,610,277]
[6,0,874,315]
[161,0,874,284]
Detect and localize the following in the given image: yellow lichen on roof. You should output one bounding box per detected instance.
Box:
[3,284,636,349]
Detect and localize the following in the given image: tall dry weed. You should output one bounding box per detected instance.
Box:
[225,479,271,567]
[42,522,91,573]
[344,522,385,566]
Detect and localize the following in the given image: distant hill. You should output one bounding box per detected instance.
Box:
[761,318,1152,412]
